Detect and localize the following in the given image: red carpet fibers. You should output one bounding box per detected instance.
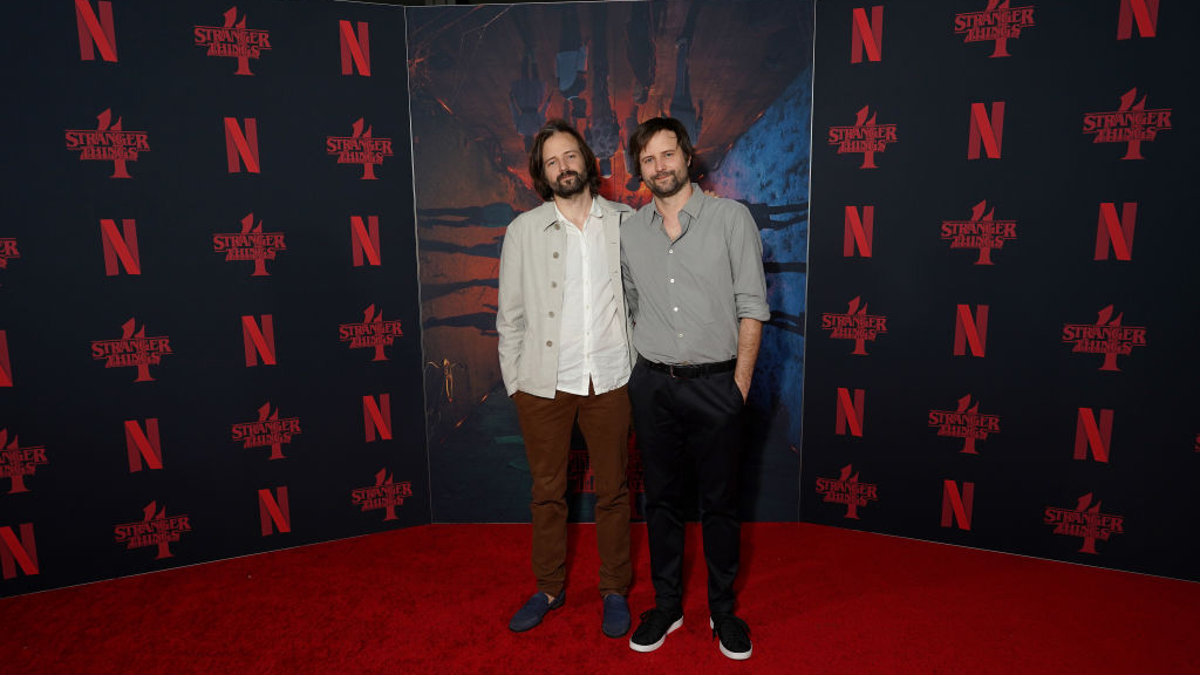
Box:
[2,523,1197,674]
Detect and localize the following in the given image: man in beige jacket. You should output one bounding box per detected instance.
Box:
[497,119,635,638]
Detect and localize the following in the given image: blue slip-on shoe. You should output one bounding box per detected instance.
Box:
[508,591,565,632]
[601,594,631,638]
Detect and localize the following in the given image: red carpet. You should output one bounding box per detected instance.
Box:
[2,523,1197,674]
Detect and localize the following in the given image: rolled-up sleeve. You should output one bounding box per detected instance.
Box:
[728,204,771,322]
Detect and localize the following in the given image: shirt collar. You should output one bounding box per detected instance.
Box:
[547,195,602,230]
[649,183,706,227]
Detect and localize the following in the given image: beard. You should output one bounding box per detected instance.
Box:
[645,167,688,199]
[551,170,587,198]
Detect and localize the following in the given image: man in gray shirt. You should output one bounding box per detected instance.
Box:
[622,117,769,660]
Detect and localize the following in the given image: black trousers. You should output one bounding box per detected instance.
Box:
[628,359,744,616]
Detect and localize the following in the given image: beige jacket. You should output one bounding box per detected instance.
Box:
[496,195,635,398]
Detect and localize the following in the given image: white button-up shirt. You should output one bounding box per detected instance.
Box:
[554,200,631,395]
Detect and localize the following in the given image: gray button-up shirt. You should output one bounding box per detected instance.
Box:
[621,184,770,365]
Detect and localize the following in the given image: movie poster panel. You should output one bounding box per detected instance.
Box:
[408,0,813,524]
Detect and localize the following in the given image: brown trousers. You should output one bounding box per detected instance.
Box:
[513,384,632,598]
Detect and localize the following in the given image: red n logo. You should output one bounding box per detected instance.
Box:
[968,102,1005,160]
[364,393,393,442]
[0,330,11,388]
[1118,0,1159,39]
[100,218,140,275]
[0,523,38,579]
[224,117,260,174]
[1075,408,1113,462]
[75,0,117,62]
[1095,202,1136,261]
[125,418,162,472]
[941,480,975,530]
[844,206,874,257]
[242,314,276,366]
[835,388,865,437]
[258,487,291,536]
[953,304,988,357]
[351,216,382,266]
[339,20,371,76]
[850,6,883,63]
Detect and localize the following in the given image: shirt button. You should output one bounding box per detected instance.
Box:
[553,252,559,258]
[546,340,553,347]
[668,249,674,254]
[669,278,675,283]
[677,333,683,338]
[549,311,555,318]
[554,224,561,230]
[673,307,679,312]
[551,281,557,288]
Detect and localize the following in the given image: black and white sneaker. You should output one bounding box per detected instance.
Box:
[710,614,753,660]
[629,608,683,652]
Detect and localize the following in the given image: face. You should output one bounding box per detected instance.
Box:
[541,132,587,199]
[638,130,690,199]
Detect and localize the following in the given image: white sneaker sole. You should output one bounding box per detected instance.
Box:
[629,616,683,653]
[709,617,753,660]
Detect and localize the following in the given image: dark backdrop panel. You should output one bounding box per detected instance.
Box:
[803,0,1198,580]
[409,0,812,524]
[1,0,427,596]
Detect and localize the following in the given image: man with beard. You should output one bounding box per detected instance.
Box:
[497,119,635,638]
[621,117,768,661]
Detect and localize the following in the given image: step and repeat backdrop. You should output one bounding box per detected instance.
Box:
[804,0,1198,580]
[1,0,427,596]
[406,0,813,525]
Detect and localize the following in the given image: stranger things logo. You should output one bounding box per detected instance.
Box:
[327,118,393,179]
[0,429,47,494]
[351,469,413,522]
[928,394,1000,454]
[0,237,18,272]
[114,501,192,560]
[194,7,271,76]
[942,200,1016,265]
[231,402,300,461]
[1044,493,1124,554]
[1082,88,1171,160]
[828,106,897,169]
[954,0,1035,57]
[815,465,878,519]
[339,304,403,361]
[91,318,172,382]
[64,109,149,179]
[821,296,887,355]
[568,446,594,494]
[213,213,286,276]
[1062,305,1146,372]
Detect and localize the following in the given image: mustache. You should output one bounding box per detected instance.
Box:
[556,171,581,181]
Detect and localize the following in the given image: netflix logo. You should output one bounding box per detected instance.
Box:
[0,330,11,387]
[0,429,47,494]
[1083,88,1171,160]
[75,0,118,62]
[0,523,38,579]
[232,403,301,461]
[1117,0,1159,40]
[828,106,897,169]
[65,109,149,179]
[850,6,883,63]
[815,464,878,519]
[114,501,192,560]
[339,20,371,76]
[821,296,887,355]
[194,7,271,76]
[942,200,1016,265]
[327,118,393,180]
[1095,202,1137,261]
[213,213,286,276]
[92,318,172,382]
[954,0,1035,58]
[1062,305,1146,371]
[929,394,1000,455]
[224,117,260,174]
[351,469,413,522]
[1044,493,1124,554]
[340,304,403,361]
[968,102,1005,160]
